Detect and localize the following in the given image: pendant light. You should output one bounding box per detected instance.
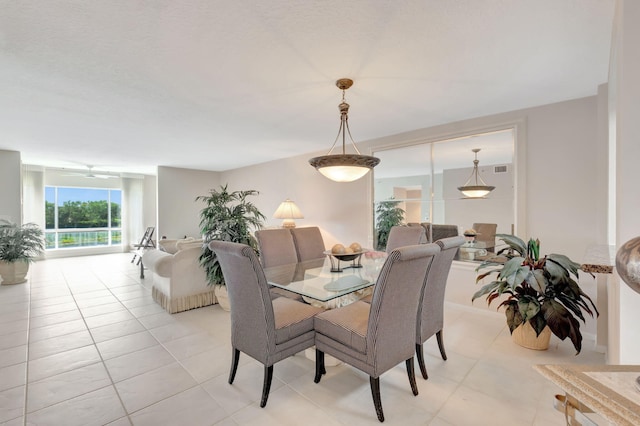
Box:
[309,78,380,182]
[457,148,495,198]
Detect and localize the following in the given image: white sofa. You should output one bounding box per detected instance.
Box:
[142,243,216,313]
[158,237,203,254]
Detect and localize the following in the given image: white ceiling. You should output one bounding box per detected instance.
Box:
[0,1,615,176]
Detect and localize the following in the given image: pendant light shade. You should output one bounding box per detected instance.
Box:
[457,148,495,198]
[309,79,380,182]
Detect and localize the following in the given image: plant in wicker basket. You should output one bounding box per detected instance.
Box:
[472,234,598,354]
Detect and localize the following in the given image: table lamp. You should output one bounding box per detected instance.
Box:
[273,199,304,228]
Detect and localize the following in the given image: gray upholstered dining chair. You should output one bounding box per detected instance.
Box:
[255,228,306,301]
[430,224,459,242]
[385,225,427,252]
[313,243,441,422]
[472,222,498,253]
[255,228,298,268]
[208,240,325,408]
[290,226,326,261]
[415,235,465,380]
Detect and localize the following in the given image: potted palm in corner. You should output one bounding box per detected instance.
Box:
[0,220,45,285]
[196,184,265,311]
[374,199,405,251]
[472,234,598,354]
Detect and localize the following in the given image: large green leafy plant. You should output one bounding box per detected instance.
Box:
[196,184,265,286]
[472,234,598,354]
[0,220,44,263]
[374,199,405,251]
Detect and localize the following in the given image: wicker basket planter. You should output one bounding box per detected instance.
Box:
[214,285,230,312]
[512,321,551,350]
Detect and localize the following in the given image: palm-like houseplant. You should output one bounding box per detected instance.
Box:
[0,220,45,285]
[196,184,265,288]
[374,199,405,251]
[472,234,598,354]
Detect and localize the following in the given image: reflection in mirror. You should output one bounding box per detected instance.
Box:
[373,129,515,262]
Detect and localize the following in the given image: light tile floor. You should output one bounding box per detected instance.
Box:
[0,253,605,425]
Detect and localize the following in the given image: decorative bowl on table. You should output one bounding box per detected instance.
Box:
[324,250,367,262]
[324,243,368,272]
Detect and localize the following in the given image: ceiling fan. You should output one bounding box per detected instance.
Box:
[62,165,119,179]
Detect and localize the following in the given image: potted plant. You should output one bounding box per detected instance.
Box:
[0,220,45,285]
[374,199,405,251]
[196,184,265,311]
[472,234,598,354]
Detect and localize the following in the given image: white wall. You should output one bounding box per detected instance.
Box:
[523,100,600,258]
[143,174,157,238]
[156,166,220,239]
[0,150,22,223]
[22,165,45,229]
[611,0,640,364]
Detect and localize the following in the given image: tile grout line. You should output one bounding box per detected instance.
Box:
[114,269,241,420]
[25,266,140,423]
[21,269,33,426]
[101,269,233,420]
[95,268,235,420]
[426,319,508,424]
[82,268,155,425]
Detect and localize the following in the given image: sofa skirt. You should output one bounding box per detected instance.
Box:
[152,286,217,314]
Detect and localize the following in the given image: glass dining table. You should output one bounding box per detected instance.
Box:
[264,252,387,308]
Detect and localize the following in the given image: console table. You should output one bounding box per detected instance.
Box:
[534,364,640,425]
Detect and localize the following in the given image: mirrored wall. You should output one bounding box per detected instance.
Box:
[373,128,516,261]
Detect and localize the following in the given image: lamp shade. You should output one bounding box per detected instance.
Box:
[458,148,495,198]
[273,199,303,228]
[310,154,379,182]
[459,186,494,198]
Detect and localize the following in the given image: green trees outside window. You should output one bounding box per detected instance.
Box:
[46,200,121,229]
[45,187,122,249]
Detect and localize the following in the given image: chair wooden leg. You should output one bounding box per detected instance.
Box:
[436,330,447,360]
[406,358,419,396]
[416,343,428,380]
[228,348,240,384]
[314,349,325,383]
[369,377,384,422]
[260,365,274,408]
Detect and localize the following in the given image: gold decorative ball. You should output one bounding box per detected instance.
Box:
[331,244,346,254]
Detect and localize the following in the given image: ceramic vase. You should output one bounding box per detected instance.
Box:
[0,261,29,285]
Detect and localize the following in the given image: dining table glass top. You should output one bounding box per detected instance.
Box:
[264,253,386,303]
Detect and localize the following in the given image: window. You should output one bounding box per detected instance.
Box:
[45,186,122,249]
